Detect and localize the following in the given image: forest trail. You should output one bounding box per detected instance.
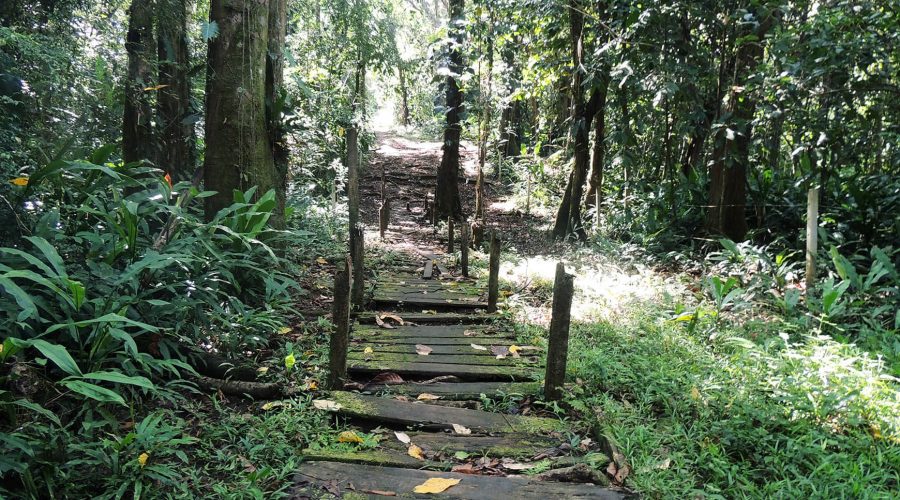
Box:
[292,134,627,498]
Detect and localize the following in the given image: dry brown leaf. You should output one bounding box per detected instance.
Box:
[375,315,395,329]
[407,444,425,460]
[415,344,433,356]
[394,431,411,444]
[501,462,534,471]
[417,393,441,401]
[413,477,460,493]
[380,313,405,326]
[367,372,405,386]
[451,463,477,474]
[451,423,471,435]
[363,490,396,497]
[470,343,487,351]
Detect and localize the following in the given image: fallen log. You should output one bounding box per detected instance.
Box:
[192,375,284,399]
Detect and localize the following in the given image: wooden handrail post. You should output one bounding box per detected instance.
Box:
[448,217,455,254]
[544,262,574,401]
[379,198,390,240]
[487,230,500,312]
[460,224,470,277]
[350,225,364,309]
[328,256,351,389]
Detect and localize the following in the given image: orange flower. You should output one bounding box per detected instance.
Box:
[164,173,173,189]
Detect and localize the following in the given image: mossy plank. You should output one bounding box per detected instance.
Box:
[362,381,541,400]
[316,392,565,434]
[351,336,518,346]
[347,351,539,367]
[350,343,517,356]
[294,461,626,499]
[353,324,511,337]
[301,448,449,470]
[379,432,563,459]
[356,311,496,324]
[373,294,488,309]
[348,359,537,381]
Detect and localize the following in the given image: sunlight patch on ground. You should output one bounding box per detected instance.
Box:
[502,252,687,325]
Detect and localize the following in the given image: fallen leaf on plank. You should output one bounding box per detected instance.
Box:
[501,462,534,471]
[451,463,477,474]
[470,343,487,351]
[463,329,477,336]
[407,444,425,460]
[394,431,411,444]
[363,347,374,354]
[337,431,363,443]
[380,313,404,326]
[312,400,342,411]
[417,393,440,401]
[451,423,471,435]
[363,490,396,497]
[415,344,433,356]
[367,372,404,386]
[508,345,521,357]
[413,478,460,493]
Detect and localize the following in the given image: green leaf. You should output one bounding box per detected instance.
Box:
[67,279,85,309]
[82,371,154,389]
[61,380,125,405]
[24,236,68,279]
[30,339,82,376]
[201,21,219,41]
[0,277,37,321]
[45,313,158,334]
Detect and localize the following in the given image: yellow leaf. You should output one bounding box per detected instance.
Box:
[138,452,149,468]
[142,84,170,91]
[278,326,293,334]
[509,345,521,355]
[9,177,28,186]
[338,431,364,443]
[364,347,374,354]
[690,387,701,401]
[306,381,318,391]
[417,393,440,401]
[407,444,425,460]
[413,477,460,494]
[261,401,286,411]
[284,353,296,370]
[256,366,269,374]
[316,257,327,264]
[451,423,471,435]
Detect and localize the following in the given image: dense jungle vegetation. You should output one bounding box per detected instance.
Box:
[1,0,898,497]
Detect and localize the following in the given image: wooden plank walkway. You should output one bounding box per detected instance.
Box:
[299,156,627,496]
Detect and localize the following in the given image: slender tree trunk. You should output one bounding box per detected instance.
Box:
[475,11,494,220]
[552,0,589,241]
[157,0,194,181]
[266,0,288,225]
[434,0,465,221]
[398,62,410,126]
[585,77,609,211]
[203,0,276,221]
[706,7,776,241]
[123,0,156,164]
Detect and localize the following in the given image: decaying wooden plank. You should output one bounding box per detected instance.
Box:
[349,359,536,381]
[351,336,518,346]
[293,462,625,499]
[379,432,564,459]
[353,324,512,338]
[423,259,434,279]
[363,381,541,399]
[356,311,497,324]
[347,351,540,367]
[313,392,566,433]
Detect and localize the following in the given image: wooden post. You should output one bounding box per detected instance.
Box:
[805,186,819,304]
[487,231,500,312]
[379,199,390,240]
[544,262,574,401]
[460,224,470,277]
[350,225,364,309]
[328,256,351,389]
[448,217,455,254]
[347,127,360,232]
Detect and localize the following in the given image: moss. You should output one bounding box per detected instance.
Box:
[302,448,450,471]
[326,391,376,415]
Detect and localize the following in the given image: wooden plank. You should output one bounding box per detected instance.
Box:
[373,294,488,309]
[350,343,520,356]
[315,392,566,433]
[363,381,541,400]
[380,432,564,459]
[351,336,518,346]
[356,311,496,324]
[347,352,540,367]
[300,448,449,470]
[423,259,434,279]
[354,325,512,338]
[294,462,624,499]
[349,359,536,381]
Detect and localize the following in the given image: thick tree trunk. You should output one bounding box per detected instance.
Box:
[157,0,194,181]
[266,0,288,225]
[203,0,276,221]
[552,0,589,241]
[123,0,156,164]
[434,0,465,221]
[706,7,776,241]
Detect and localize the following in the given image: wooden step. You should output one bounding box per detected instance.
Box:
[373,293,488,309]
[294,462,625,499]
[352,336,518,346]
[362,381,541,400]
[380,431,566,459]
[314,392,564,433]
[348,351,540,367]
[353,324,513,338]
[349,358,536,381]
[350,343,506,356]
[356,311,498,324]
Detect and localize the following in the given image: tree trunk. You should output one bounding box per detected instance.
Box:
[266,0,288,225]
[434,0,465,221]
[705,7,776,241]
[203,0,276,221]
[475,10,494,221]
[157,0,194,181]
[123,0,156,164]
[398,62,410,126]
[585,78,608,211]
[552,0,589,241]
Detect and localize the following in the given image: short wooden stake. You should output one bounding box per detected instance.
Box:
[544,262,574,401]
[460,224,470,277]
[350,225,365,309]
[328,256,351,389]
[487,231,500,312]
[379,198,390,240]
[448,217,455,254]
